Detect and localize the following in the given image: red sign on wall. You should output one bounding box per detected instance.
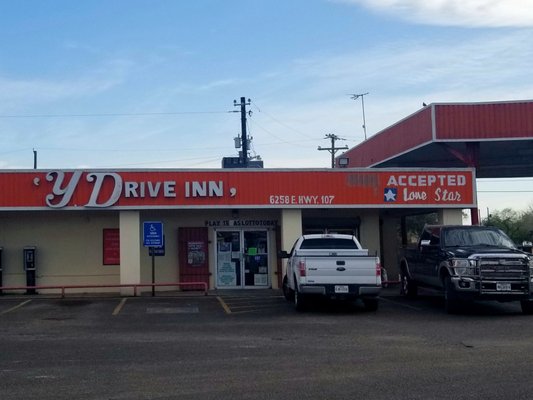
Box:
[103,229,120,265]
[0,168,476,210]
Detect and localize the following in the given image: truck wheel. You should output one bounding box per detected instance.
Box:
[282,276,294,302]
[294,285,307,311]
[520,300,533,315]
[363,298,379,312]
[400,271,418,298]
[444,276,461,314]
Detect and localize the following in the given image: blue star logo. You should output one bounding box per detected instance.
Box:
[384,188,397,202]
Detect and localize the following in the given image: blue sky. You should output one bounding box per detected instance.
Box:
[1,0,532,215]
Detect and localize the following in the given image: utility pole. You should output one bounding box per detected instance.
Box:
[350,92,369,140]
[318,134,348,168]
[234,97,251,167]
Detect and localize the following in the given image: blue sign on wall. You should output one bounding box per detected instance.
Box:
[143,221,164,247]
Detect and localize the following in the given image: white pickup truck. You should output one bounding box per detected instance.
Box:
[279,234,382,311]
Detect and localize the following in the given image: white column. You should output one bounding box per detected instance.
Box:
[381,215,401,279]
[119,211,141,295]
[280,209,302,253]
[438,209,464,225]
[279,209,302,284]
[359,210,380,258]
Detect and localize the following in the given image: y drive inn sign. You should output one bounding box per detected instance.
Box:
[0,169,476,210]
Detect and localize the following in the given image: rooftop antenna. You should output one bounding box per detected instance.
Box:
[349,92,369,140]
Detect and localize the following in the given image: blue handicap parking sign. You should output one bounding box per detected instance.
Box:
[143,221,164,247]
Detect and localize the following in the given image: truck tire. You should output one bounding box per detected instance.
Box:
[282,276,294,302]
[444,276,461,314]
[294,284,308,311]
[400,271,418,298]
[520,300,533,315]
[363,298,379,312]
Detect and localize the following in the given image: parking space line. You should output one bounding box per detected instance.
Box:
[0,299,32,316]
[380,297,423,311]
[228,304,287,314]
[216,296,232,314]
[112,298,128,315]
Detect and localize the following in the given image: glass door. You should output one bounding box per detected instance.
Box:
[215,230,269,288]
[243,231,269,288]
[216,231,241,288]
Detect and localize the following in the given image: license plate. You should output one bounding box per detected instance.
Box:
[335,285,349,293]
[496,282,512,291]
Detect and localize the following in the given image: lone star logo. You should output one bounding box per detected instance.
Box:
[384,188,397,202]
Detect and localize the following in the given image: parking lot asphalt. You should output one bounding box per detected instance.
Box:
[1,286,533,400]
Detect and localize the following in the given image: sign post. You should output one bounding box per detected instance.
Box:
[143,221,164,296]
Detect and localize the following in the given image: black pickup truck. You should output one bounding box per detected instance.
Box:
[399,225,533,314]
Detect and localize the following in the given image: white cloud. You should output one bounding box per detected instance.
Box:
[266,29,533,106]
[336,0,533,27]
[0,77,118,104]
[0,59,132,109]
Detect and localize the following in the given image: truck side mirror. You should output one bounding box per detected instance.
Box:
[278,250,290,259]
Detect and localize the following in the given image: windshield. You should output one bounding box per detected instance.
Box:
[300,238,358,250]
[442,228,516,249]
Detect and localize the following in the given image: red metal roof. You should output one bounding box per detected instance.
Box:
[435,101,533,140]
[339,100,533,178]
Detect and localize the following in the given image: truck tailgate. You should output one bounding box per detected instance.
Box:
[302,256,379,285]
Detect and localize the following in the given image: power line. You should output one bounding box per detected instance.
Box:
[34,145,231,153]
[478,190,533,193]
[0,110,231,118]
[248,119,296,145]
[88,155,223,169]
[478,178,533,182]
[250,101,318,140]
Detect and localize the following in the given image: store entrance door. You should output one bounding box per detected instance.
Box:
[216,230,269,288]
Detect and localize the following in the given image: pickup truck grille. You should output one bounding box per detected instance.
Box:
[478,258,529,280]
[475,255,530,295]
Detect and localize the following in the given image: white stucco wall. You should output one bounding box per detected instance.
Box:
[0,211,119,292]
[119,211,141,295]
[359,209,381,258]
[280,209,302,254]
[438,209,464,225]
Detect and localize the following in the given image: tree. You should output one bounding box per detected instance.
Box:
[404,212,439,244]
[482,207,533,244]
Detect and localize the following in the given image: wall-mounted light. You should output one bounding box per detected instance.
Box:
[338,157,349,168]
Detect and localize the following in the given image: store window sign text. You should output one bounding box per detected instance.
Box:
[386,173,467,203]
[42,171,232,208]
[386,174,467,187]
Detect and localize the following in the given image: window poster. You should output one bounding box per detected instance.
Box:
[254,274,268,286]
[187,241,206,266]
[217,261,237,286]
[103,228,120,265]
[217,241,236,286]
